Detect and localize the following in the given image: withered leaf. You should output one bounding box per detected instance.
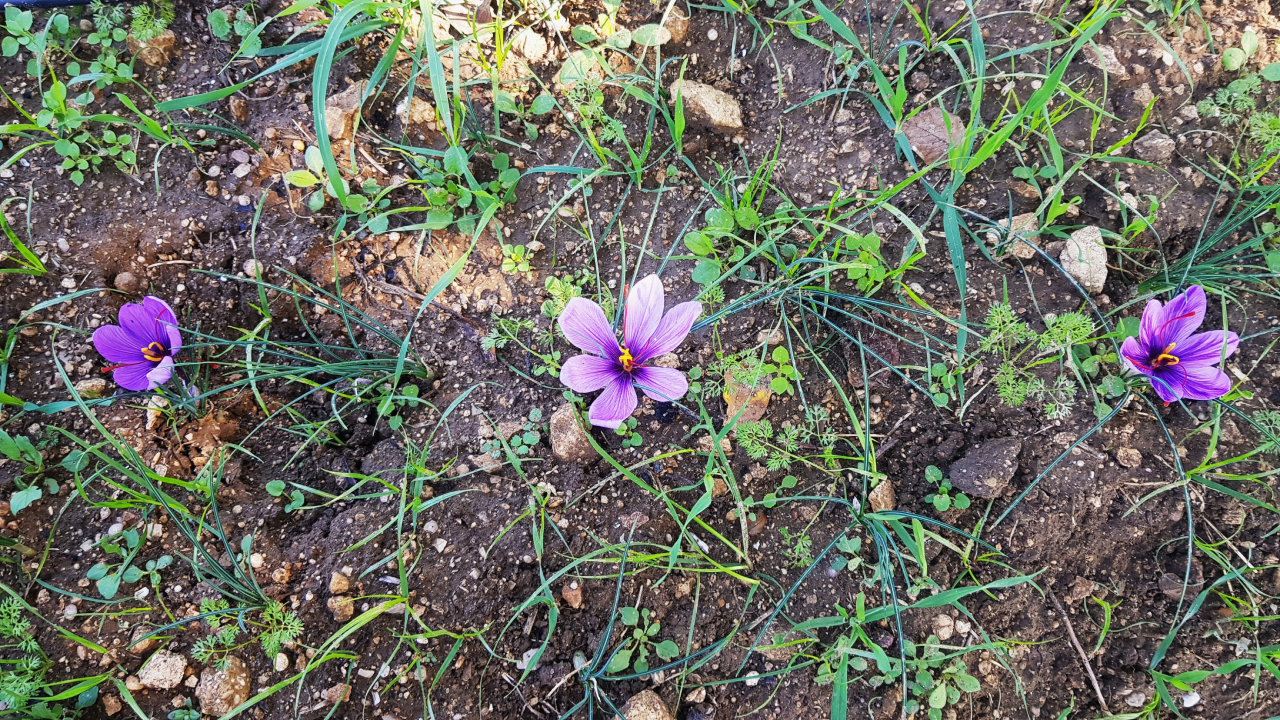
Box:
[900,106,965,165]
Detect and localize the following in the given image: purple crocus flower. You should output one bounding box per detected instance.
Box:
[91,296,182,392]
[559,275,701,429]
[1121,285,1239,404]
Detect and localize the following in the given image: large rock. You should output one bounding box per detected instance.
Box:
[1059,226,1108,293]
[618,690,674,720]
[550,403,594,462]
[987,212,1040,260]
[126,30,175,66]
[668,80,742,135]
[948,437,1021,499]
[324,81,367,140]
[1084,45,1127,77]
[137,649,186,690]
[195,655,250,716]
[1134,131,1175,163]
[724,369,770,424]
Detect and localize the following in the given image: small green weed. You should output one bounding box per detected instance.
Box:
[923,465,971,512]
[606,606,680,674]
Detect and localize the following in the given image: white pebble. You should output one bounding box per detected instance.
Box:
[707,28,718,40]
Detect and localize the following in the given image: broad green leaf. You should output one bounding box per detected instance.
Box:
[96,573,120,600]
[443,146,468,176]
[954,673,980,692]
[285,170,320,187]
[631,24,670,46]
[529,94,556,115]
[683,231,713,256]
[606,649,631,673]
[771,346,789,363]
[734,206,760,229]
[10,485,40,515]
[1242,30,1259,56]
[620,606,639,625]
[208,9,232,39]
[1264,63,1280,81]
[690,259,720,285]
[571,25,599,44]
[1223,48,1247,71]
[654,640,680,659]
[606,28,631,48]
[266,480,286,496]
[558,50,596,84]
[928,682,947,709]
[705,207,735,230]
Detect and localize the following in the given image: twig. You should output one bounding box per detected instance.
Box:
[1048,588,1109,715]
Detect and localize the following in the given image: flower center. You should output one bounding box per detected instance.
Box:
[618,345,636,372]
[141,341,168,363]
[1151,342,1179,369]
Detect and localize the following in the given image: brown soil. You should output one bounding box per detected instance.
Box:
[1,0,1279,719]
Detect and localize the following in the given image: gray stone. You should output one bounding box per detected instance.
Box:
[195,655,250,716]
[113,271,141,293]
[1134,131,1175,163]
[948,437,1021,499]
[324,81,366,140]
[510,28,548,63]
[137,649,186,690]
[668,80,742,135]
[618,690,674,720]
[1085,45,1127,77]
[550,403,594,462]
[987,212,1040,260]
[1059,226,1108,293]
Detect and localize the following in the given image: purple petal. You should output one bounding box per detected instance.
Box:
[1171,330,1238,368]
[1120,336,1151,376]
[146,356,174,389]
[1153,286,1206,348]
[1181,365,1232,401]
[111,361,156,392]
[632,366,688,402]
[116,302,156,347]
[1137,298,1165,351]
[92,325,146,364]
[622,275,664,352]
[1149,364,1187,404]
[560,354,621,393]
[143,296,182,352]
[588,374,638,429]
[636,300,701,363]
[559,297,621,358]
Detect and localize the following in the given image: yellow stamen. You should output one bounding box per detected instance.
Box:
[141,341,167,363]
[1153,342,1179,369]
[618,346,635,372]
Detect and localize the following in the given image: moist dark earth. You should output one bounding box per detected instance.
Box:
[1,0,1280,718]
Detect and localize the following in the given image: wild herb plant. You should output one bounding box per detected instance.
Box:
[738,410,841,472]
[1197,74,1262,126]
[481,316,562,377]
[778,526,816,568]
[193,598,304,668]
[979,301,1097,419]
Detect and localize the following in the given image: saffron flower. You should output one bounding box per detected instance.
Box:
[1121,285,1238,404]
[559,275,701,429]
[92,296,182,392]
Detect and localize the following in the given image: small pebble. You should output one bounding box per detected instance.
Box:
[249,553,264,569]
[707,28,718,40]
[62,604,77,618]
[275,653,289,672]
